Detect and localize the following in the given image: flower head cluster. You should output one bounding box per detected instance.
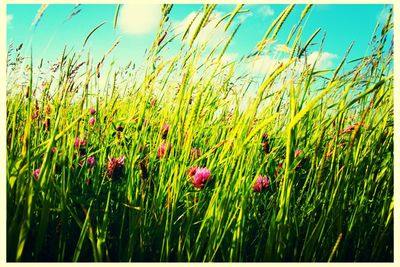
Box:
[75,137,86,149]
[89,117,96,126]
[187,165,198,177]
[32,168,41,181]
[87,156,95,168]
[188,166,211,189]
[295,149,303,158]
[90,107,96,115]
[106,156,126,179]
[157,142,171,159]
[253,175,270,192]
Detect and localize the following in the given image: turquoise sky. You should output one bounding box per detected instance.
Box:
[6,4,392,72]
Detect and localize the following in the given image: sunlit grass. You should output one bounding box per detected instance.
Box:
[6,4,393,262]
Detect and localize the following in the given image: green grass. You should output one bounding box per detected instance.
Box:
[6,4,393,262]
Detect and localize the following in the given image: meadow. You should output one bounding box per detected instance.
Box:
[6,4,393,262]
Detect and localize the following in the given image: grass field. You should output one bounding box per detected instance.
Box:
[6,4,393,262]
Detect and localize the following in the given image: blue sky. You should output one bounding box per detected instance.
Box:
[6,4,392,74]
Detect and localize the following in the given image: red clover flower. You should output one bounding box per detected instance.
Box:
[253,175,270,192]
[106,156,126,179]
[188,166,211,189]
[32,168,40,181]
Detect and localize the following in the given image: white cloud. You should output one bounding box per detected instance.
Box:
[221,52,238,64]
[238,12,253,23]
[118,4,162,35]
[303,51,337,70]
[174,11,230,47]
[246,54,279,75]
[7,14,13,25]
[246,50,337,76]
[258,6,275,17]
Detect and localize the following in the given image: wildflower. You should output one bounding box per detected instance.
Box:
[90,107,96,115]
[295,149,303,158]
[51,147,56,155]
[157,142,171,159]
[87,156,95,168]
[187,165,198,177]
[89,117,96,126]
[32,168,40,181]
[106,156,126,179]
[192,167,211,189]
[191,147,201,159]
[75,137,86,150]
[162,123,170,139]
[253,175,270,192]
[157,143,166,158]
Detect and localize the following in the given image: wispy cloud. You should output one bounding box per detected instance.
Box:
[258,6,275,17]
[304,51,337,70]
[246,49,337,75]
[238,11,253,23]
[246,54,280,75]
[7,14,13,25]
[118,4,162,35]
[174,11,231,46]
[221,52,239,64]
